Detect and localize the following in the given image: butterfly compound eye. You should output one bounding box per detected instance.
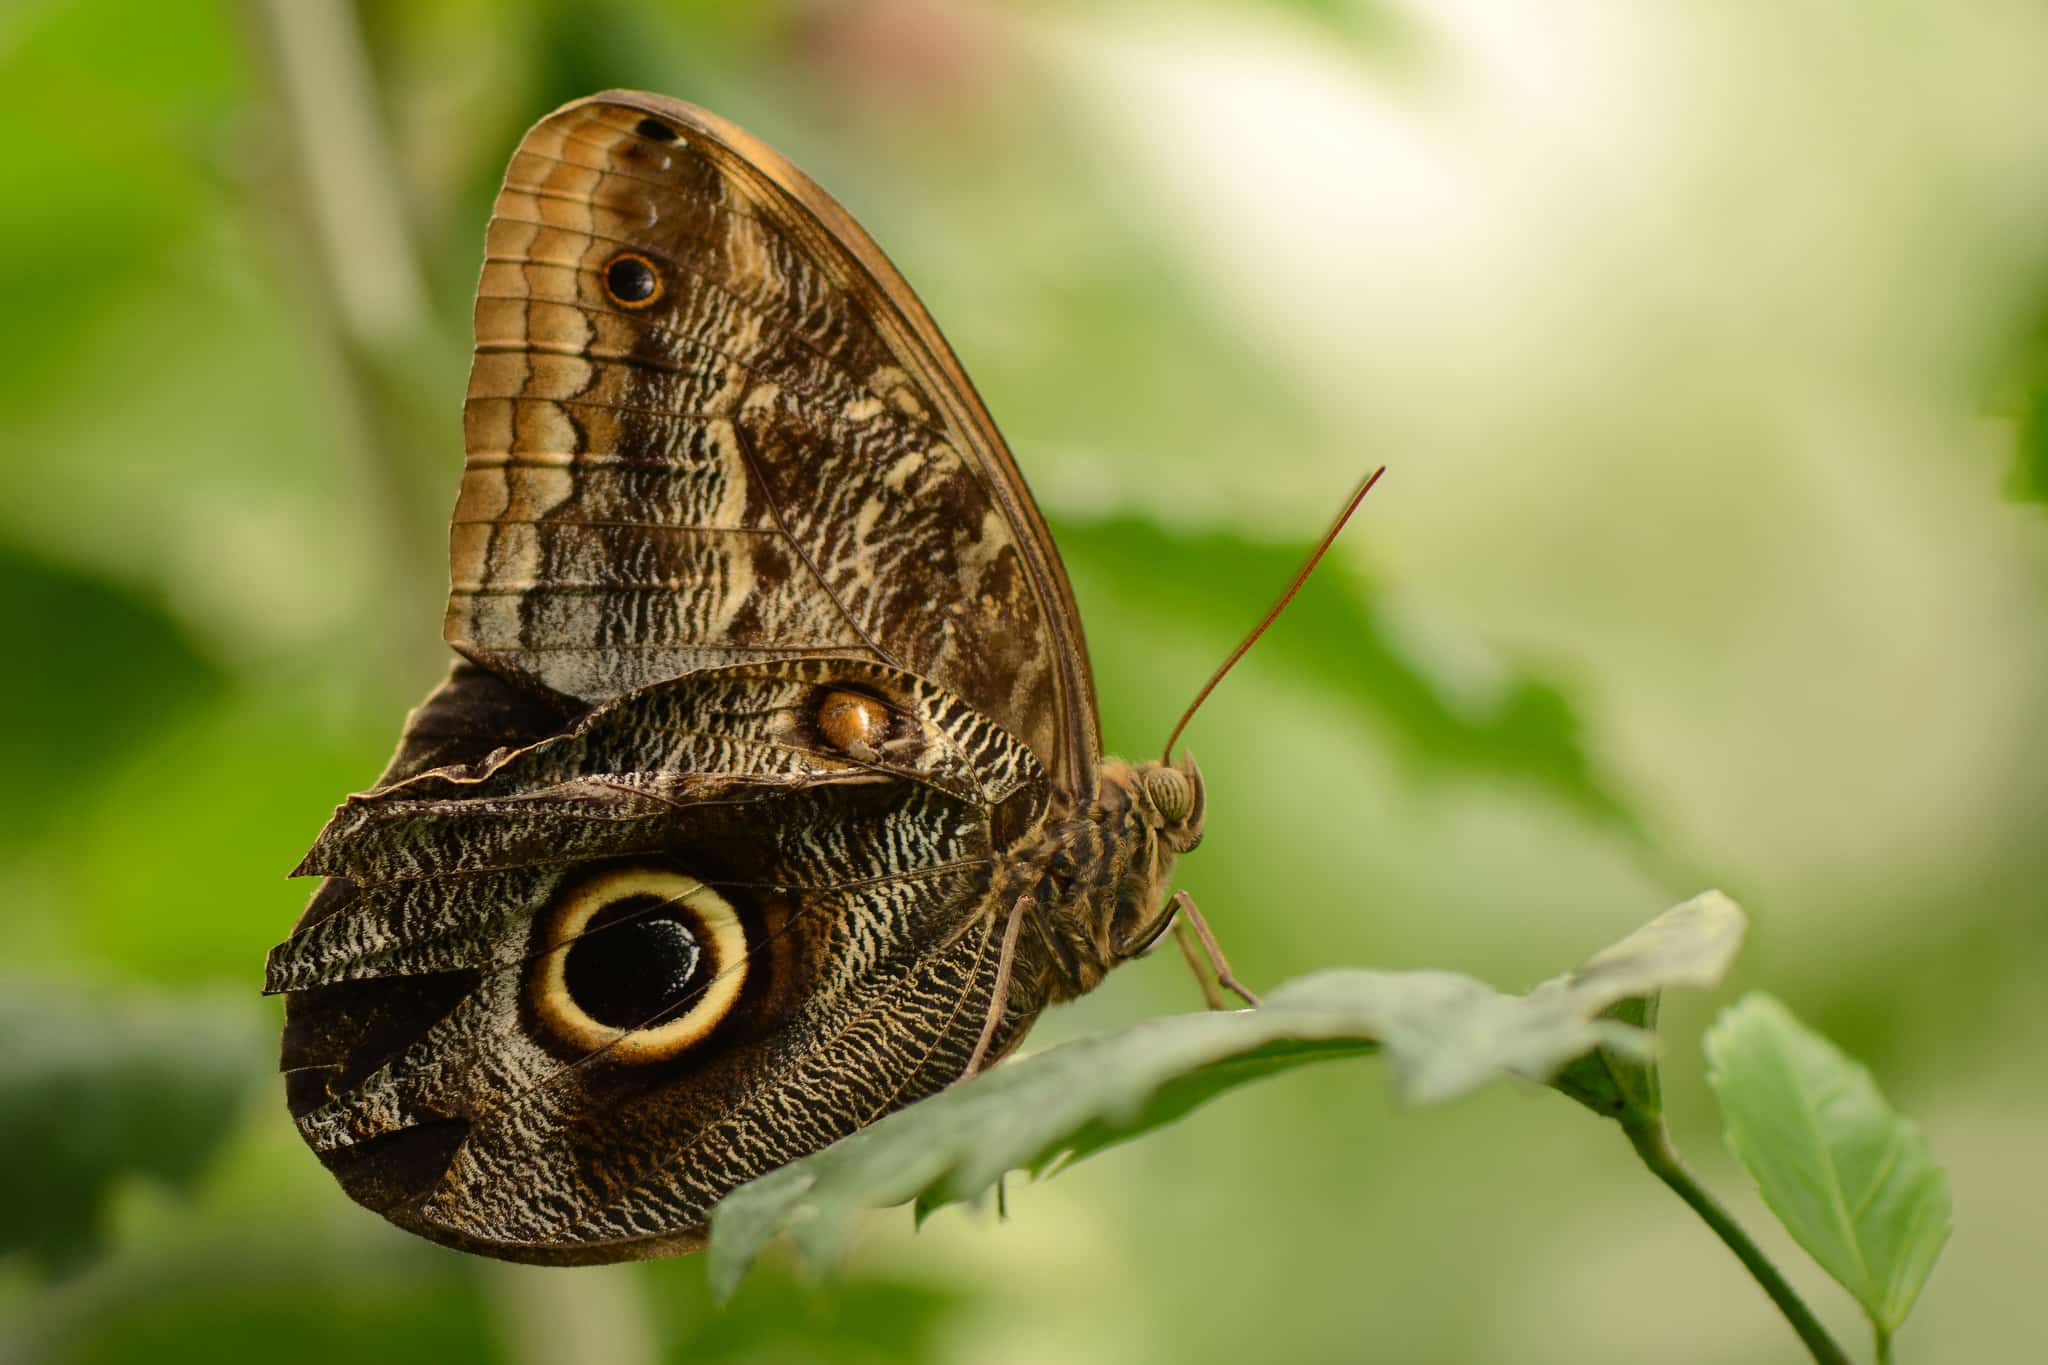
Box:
[603,252,664,309]
[1143,766,1194,824]
[530,867,747,1063]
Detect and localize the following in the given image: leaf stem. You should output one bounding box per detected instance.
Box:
[1876,1326,1895,1365]
[1622,1116,1851,1365]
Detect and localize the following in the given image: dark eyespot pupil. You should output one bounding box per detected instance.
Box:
[606,255,658,303]
[634,117,678,143]
[563,895,701,1029]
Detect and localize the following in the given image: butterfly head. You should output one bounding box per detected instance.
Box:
[1068,754,1205,972]
[1130,753,1206,856]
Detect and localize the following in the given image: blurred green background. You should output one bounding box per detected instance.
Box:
[4,1,2046,1361]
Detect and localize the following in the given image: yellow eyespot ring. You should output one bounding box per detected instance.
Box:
[530,867,747,1064]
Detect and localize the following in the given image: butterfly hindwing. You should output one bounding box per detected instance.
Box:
[272,660,1050,1261]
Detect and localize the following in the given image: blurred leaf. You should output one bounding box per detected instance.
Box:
[28,683,399,983]
[1989,311,2048,504]
[0,543,223,849]
[0,0,238,404]
[1057,518,1647,837]
[1242,0,1423,59]
[2013,386,2048,505]
[1561,891,1747,997]
[638,1255,964,1365]
[0,981,267,1273]
[708,893,1744,1297]
[516,0,790,136]
[973,247,1315,500]
[1704,993,1951,1337]
[0,0,399,661]
[2,1227,497,1365]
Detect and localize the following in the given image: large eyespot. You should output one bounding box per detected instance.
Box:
[1143,766,1194,824]
[529,867,746,1063]
[603,252,664,309]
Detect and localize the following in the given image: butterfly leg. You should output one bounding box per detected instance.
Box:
[1025,898,1085,998]
[963,893,1030,1078]
[1171,916,1229,1011]
[1170,889,1260,1008]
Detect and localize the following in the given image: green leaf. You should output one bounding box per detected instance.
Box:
[1704,993,1952,1337]
[26,685,396,983]
[0,542,223,850]
[1558,890,1748,999]
[0,980,269,1272]
[708,892,1746,1298]
[1548,889,1748,1123]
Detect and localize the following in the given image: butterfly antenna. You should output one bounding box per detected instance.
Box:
[1161,466,1387,762]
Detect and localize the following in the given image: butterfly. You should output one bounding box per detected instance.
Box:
[263,89,1264,1264]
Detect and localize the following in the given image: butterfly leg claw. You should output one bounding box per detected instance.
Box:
[1170,890,1260,1009]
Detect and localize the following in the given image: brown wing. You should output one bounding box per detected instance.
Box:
[451,90,1098,792]
[271,659,1054,1263]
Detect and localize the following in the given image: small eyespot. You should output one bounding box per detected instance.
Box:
[817,688,890,759]
[634,116,679,143]
[603,252,663,308]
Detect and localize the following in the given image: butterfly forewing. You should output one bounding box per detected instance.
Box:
[453,91,1097,791]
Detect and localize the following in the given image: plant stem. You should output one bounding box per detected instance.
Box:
[1876,1326,1894,1364]
[244,0,447,685]
[1622,1117,1852,1365]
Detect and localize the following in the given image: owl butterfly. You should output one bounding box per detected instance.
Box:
[268,89,1375,1264]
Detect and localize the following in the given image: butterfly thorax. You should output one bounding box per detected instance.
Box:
[1003,755,1205,1003]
